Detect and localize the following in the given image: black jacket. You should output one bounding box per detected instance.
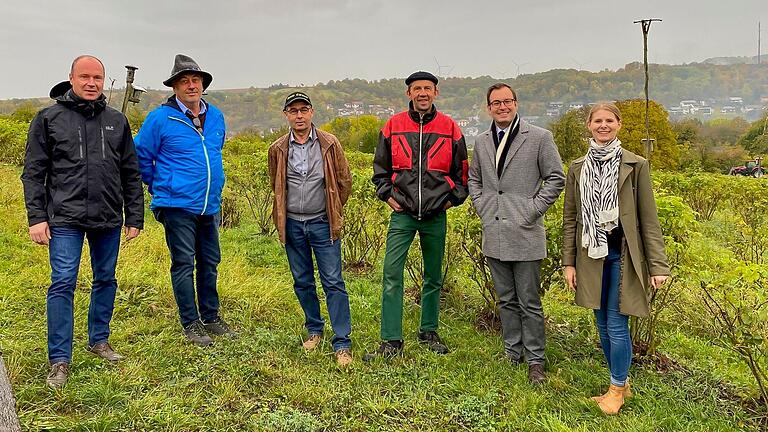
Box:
[372,104,469,220]
[21,84,144,230]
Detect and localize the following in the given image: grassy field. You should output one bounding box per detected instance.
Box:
[0,163,761,432]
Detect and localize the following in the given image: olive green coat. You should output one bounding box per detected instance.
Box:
[562,150,670,317]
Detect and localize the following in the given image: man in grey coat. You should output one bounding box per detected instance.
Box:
[468,83,565,383]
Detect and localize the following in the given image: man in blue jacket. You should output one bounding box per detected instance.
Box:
[135,54,234,346]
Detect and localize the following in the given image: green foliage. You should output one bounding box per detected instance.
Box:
[738,113,768,156]
[615,99,680,170]
[725,178,768,264]
[0,117,28,166]
[224,137,275,236]
[341,166,388,271]
[697,263,768,409]
[549,107,588,164]
[320,115,384,154]
[654,171,729,221]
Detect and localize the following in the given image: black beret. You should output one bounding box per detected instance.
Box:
[405,71,438,86]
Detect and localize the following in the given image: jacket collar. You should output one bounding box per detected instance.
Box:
[407,101,437,124]
[480,120,530,177]
[276,125,333,154]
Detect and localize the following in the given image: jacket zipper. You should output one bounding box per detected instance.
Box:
[77,126,84,159]
[418,116,423,220]
[169,116,211,215]
[100,127,105,159]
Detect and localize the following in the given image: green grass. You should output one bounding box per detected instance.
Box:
[0,163,761,431]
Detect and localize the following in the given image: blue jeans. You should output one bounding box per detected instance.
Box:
[47,226,122,364]
[155,208,221,328]
[594,241,632,386]
[285,216,351,351]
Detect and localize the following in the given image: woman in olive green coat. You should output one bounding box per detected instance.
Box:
[562,103,670,415]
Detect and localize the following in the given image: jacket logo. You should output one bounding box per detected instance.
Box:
[105,125,115,131]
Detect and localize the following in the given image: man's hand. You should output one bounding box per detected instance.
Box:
[443,201,453,210]
[124,226,141,242]
[387,197,403,212]
[29,221,51,246]
[564,265,577,291]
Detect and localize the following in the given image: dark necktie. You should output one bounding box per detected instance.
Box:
[498,130,505,144]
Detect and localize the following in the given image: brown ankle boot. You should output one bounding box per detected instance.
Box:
[591,379,632,403]
[597,384,626,415]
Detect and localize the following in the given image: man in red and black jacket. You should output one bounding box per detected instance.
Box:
[364,71,468,361]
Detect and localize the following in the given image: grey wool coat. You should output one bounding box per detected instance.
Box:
[562,150,670,317]
[468,121,565,261]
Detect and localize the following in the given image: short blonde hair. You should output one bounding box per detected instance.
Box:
[587,102,621,125]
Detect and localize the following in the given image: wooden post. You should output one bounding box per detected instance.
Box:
[0,351,21,432]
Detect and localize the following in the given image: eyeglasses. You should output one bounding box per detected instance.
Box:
[192,116,203,133]
[285,106,312,115]
[489,99,517,108]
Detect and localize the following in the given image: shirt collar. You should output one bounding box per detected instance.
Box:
[289,125,316,145]
[176,96,207,116]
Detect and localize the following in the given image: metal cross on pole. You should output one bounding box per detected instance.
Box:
[634,18,662,161]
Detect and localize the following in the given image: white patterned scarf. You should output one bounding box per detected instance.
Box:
[579,138,623,259]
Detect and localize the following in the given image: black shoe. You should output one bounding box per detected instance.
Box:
[203,318,238,338]
[418,331,449,354]
[183,320,214,347]
[362,340,403,362]
[528,363,546,384]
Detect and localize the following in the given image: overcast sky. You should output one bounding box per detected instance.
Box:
[1,0,765,99]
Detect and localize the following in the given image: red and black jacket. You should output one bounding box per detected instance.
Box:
[373,103,469,220]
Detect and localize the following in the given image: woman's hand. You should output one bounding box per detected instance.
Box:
[564,266,577,291]
[650,275,668,291]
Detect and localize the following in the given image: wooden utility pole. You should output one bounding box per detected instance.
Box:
[634,18,662,160]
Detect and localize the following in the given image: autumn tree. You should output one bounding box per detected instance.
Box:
[615,99,680,170]
[738,113,768,156]
[549,106,589,164]
[320,115,384,154]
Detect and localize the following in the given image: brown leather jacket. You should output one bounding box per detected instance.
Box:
[268,128,352,244]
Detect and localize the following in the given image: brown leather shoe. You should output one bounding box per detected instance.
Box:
[597,384,627,415]
[592,379,632,403]
[528,363,546,384]
[87,342,124,362]
[302,334,322,351]
[335,349,353,367]
[46,362,69,388]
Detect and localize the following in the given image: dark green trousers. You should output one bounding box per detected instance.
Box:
[380,211,446,341]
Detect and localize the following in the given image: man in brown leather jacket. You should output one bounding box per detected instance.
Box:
[268,91,354,366]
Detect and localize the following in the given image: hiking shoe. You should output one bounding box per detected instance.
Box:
[528,363,546,384]
[46,362,69,388]
[302,334,322,351]
[417,331,449,354]
[362,340,403,362]
[335,348,353,367]
[203,318,238,338]
[87,342,124,362]
[183,320,214,347]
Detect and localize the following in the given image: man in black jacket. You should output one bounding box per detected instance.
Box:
[21,55,144,388]
[364,71,469,361]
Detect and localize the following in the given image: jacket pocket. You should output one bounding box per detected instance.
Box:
[391,135,412,170]
[427,137,452,173]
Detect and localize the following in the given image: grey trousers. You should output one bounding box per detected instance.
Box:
[486,257,545,364]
